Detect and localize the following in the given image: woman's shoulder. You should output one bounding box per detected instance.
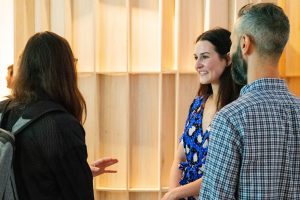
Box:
[190,95,205,109]
[19,101,85,143]
[25,108,86,155]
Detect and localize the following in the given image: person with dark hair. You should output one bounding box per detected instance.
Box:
[161,28,243,200]
[6,64,13,89]
[3,58,117,179]
[200,3,300,199]
[0,31,93,200]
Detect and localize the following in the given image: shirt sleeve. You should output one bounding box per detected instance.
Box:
[199,112,242,200]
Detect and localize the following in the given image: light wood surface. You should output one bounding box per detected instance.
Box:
[160,74,176,187]
[97,74,129,189]
[72,0,95,72]
[95,0,128,73]
[129,0,160,72]
[129,74,159,188]
[285,0,300,76]
[129,192,159,200]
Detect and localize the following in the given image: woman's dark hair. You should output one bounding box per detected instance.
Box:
[12,31,86,123]
[196,27,243,110]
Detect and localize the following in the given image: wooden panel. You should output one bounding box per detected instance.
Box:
[287,77,300,97]
[279,51,286,78]
[95,0,127,73]
[278,0,286,78]
[97,191,128,200]
[35,0,50,32]
[160,74,175,187]
[129,192,159,200]
[161,0,175,71]
[77,74,97,164]
[160,191,168,199]
[228,0,250,31]
[72,0,94,72]
[50,0,72,43]
[14,0,35,66]
[175,0,204,72]
[176,73,199,142]
[204,0,229,30]
[250,0,278,3]
[130,0,160,72]
[97,74,129,189]
[285,0,300,76]
[129,74,159,189]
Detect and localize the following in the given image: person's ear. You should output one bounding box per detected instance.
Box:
[226,52,232,66]
[240,35,252,55]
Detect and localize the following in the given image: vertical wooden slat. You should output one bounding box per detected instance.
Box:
[175,0,204,72]
[14,0,35,66]
[160,74,176,188]
[95,0,128,73]
[96,74,129,189]
[129,0,160,72]
[160,0,175,71]
[228,0,250,31]
[277,0,287,78]
[72,0,94,72]
[35,0,50,32]
[129,74,159,189]
[50,0,72,43]
[77,74,97,164]
[285,0,300,76]
[204,0,229,30]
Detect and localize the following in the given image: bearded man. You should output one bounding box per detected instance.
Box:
[199,3,300,199]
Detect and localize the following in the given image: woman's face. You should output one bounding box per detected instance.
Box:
[194,40,227,85]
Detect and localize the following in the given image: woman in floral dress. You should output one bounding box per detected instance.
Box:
[162,28,243,200]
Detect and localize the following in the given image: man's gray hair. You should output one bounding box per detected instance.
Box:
[236,3,290,56]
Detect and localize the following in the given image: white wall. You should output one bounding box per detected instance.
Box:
[0,0,14,99]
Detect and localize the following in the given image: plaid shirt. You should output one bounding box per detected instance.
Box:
[199,78,300,200]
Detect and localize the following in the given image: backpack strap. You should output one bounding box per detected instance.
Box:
[0,100,14,144]
[12,100,66,135]
[0,100,12,128]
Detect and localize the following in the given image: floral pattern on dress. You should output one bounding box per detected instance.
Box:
[178,96,210,200]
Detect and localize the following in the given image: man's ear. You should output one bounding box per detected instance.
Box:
[240,35,252,55]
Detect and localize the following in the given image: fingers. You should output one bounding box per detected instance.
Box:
[90,166,100,173]
[104,170,117,173]
[93,157,118,167]
[90,166,101,177]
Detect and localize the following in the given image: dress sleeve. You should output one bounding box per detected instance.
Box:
[199,112,242,200]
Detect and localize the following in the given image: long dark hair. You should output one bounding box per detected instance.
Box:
[196,28,243,110]
[12,31,86,123]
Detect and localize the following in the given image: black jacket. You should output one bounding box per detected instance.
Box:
[0,100,94,200]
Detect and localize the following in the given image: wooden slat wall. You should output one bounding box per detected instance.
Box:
[12,0,300,199]
[279,0,300,96]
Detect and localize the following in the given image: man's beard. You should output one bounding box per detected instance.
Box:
[231,44,248,85]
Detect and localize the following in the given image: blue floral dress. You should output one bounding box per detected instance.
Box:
[179,96,210,200]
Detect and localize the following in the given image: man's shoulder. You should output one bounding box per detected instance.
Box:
[218,94,254,116]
